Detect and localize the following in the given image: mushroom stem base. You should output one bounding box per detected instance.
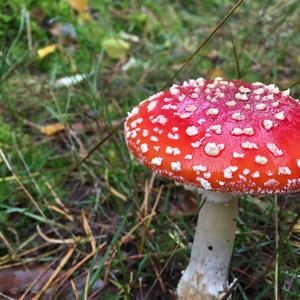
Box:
[177,191,238,300]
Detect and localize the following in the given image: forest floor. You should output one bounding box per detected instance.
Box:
[0,0,300,299]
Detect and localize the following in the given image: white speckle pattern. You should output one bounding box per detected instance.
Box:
[209,124,222,134]
[167,133,179,140]
[251,171,260,178]
[151,115,167,125]
[147,100,158,112]
[253,88,264,95]
[283,89,290,96]
[142,129,149,137]
[275,111,285,120]
[162,104,177,110]
[278,167,291,175]
[223,166,238,179]
[198,118,206,124]
[166,146,181,155]
[131,118,143,128]
[185,104,197,112]
[243,169,250,175]
[192,164,207,172]
[140,143,148,153]
[233,152,245,158]
[231,127,254,136]
[267,143,283,157]
[263,120,273,130]
[197,177,212,190]
[151,157,163,166]
[185,154,192,160]
[241,142,259,149]
[206,108,219,116]
[171,161,181,172]
[186,126,199,136]
[239,86,251,93]
[264,179,280,187]
[255,155,268,165]
[170,86,180,95]
[255,103,267,110]
[232,112,245,120]
[204,143,225,156]
[150,136,159,142]
[235,93,248,101]
[226,100,237,107]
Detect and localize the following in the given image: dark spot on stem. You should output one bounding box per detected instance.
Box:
[208,245,213,251]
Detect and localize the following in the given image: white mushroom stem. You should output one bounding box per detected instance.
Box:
[177,191,238,300]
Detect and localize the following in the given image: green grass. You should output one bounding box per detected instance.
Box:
[0,0,300,299]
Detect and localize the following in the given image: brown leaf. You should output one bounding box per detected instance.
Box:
[0,266,54,296]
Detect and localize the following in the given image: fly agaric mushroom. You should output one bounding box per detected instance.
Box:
[124,77,300,299]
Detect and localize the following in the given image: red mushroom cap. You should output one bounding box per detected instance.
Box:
[125,78,300,194]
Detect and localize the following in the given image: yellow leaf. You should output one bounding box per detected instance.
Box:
[40,123,65,136]
[37,44,57,59]
[102,38,130,59]
[67,0,88,12]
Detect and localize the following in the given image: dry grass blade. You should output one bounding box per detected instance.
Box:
[52,242,107,295]
[82,210,96,253]
[48,205,74,222]
[71,279,79,300]
[45,181,72,214]
[32,246,75,300]
[0,231,15,255]
[18,263,56,300]
[84,271,90,300]
[37,225,82,244]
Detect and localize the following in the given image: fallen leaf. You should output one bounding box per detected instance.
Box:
[37,44,57,59]
[121,57,137,72]
[102,38,130,60]
[54,74,86,88]
[119,31,139,43]
[67,0,91,21]
[40,123,65,136]
[0,266,54,296]
[67,0,88,12]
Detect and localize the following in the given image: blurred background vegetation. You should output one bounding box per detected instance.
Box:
[0,0,300,299]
